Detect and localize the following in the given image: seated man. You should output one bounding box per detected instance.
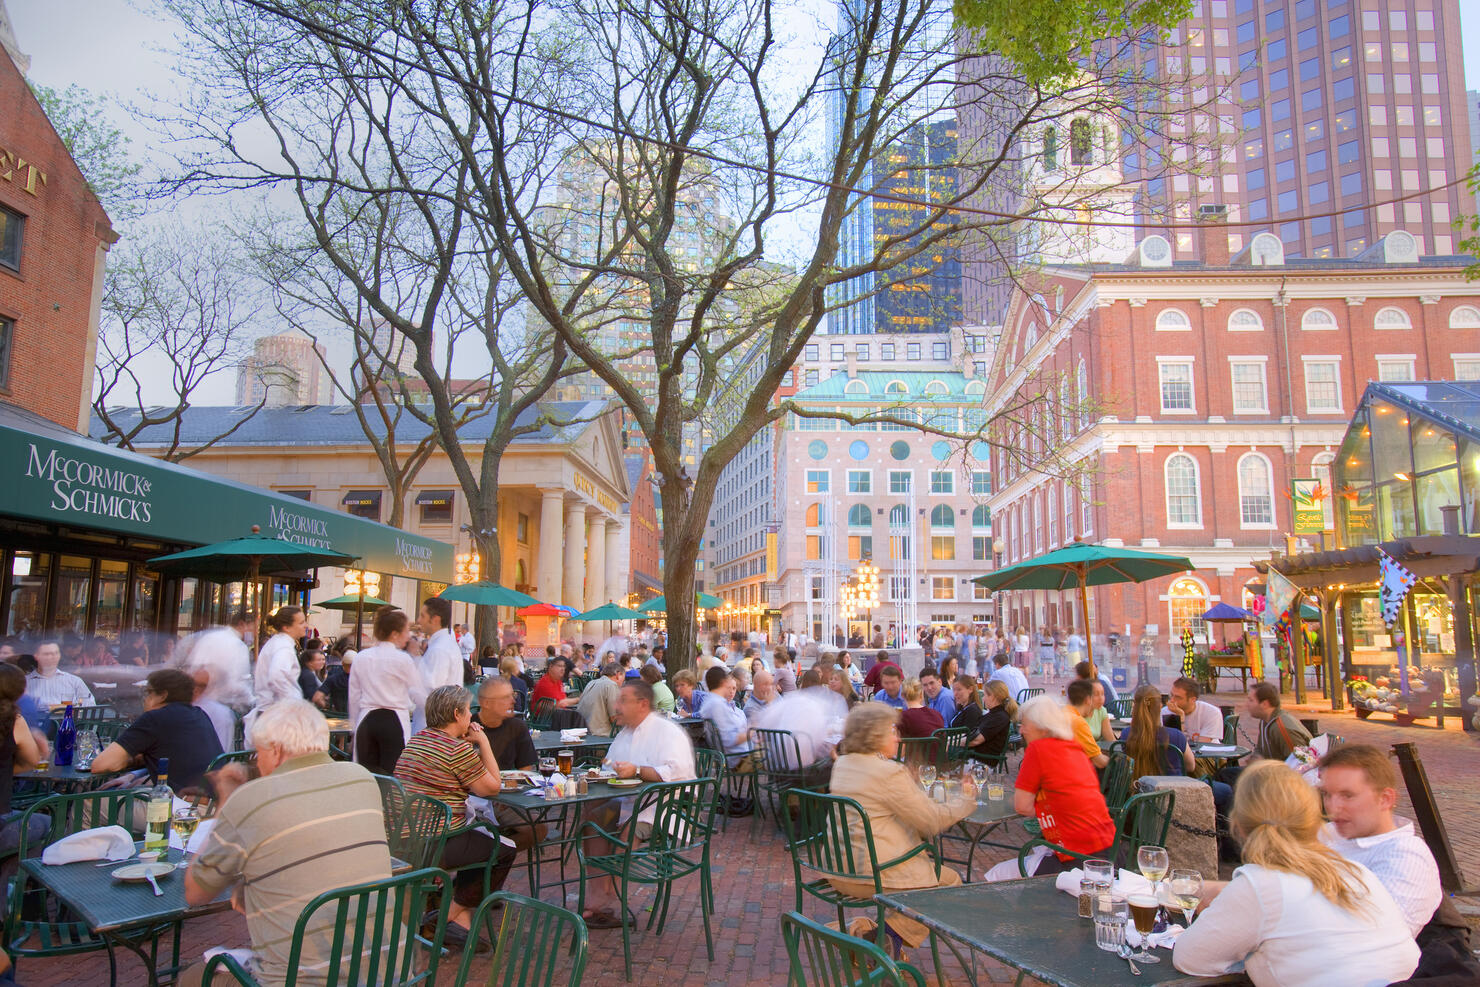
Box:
[1247,681,1312,761]
[183,700,392,985]
[24,641,95,708]
[395,685,516,948]
[582,679,696,929]
[472,676,547,854]
[861,650,899,692]
[744,669,776,722]
[1073,659,1118,704]
[872,666,907,709]
[920,667,956,723]
[530,657,580,711]
[91,669,223,792]
[576,661,624,737]
[1164,676,1224,742]
[698,666,752,769]
[312,652,353,714]
[1065,679,1110,770]
[987,652,1030,704]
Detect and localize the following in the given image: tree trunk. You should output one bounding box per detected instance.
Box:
[658,472,705,678]
[472,480,503,655]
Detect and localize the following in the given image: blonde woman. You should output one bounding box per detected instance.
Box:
[1173,761,1419,986]
[827,703,975,953]
[971,680,1018,759]
[898,679,944,738]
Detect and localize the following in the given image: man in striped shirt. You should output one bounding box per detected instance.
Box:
[183,700,392,986]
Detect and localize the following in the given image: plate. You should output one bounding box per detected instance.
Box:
[606,778,641,788]
[111,862,177,883]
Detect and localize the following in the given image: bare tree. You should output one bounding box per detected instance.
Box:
[153,0,1198,667]
[92,226,266,461]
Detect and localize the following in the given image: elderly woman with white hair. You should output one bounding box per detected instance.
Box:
[993,695,1115,879]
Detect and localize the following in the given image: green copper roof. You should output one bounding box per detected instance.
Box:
[794,371,986,402]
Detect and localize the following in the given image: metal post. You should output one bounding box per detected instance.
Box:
[1291,592,1307,705]
[1391,742,1466,892]
[1321,591,1343,711]
[1446,576,1477,732]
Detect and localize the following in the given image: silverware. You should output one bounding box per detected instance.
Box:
[96,857,139,867]
[1118,945,1142,976]
[145,869,163,897]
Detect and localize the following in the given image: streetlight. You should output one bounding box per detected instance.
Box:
[343,568,381,648]
[991,538,1005,628]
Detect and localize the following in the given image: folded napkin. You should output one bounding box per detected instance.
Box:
[1053,867,1154,898]
[41,826,135,865]
[560,729,588,742]
[1126,923,1185,949]
[1196,744,1238,754]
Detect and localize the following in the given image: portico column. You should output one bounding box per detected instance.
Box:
[585,511,607,614]
[537,489,565,603]
[604,519,623,608]
[563,504,586,608]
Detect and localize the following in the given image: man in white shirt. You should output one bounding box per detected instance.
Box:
[454,624,475,660]
[413,597,464,732]
[1164,677,1225,742]
[581,679,695,928]
[986,653,1029,704]
[25,641,95,708]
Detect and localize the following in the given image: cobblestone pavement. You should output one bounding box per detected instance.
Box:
[15,677,1479,985]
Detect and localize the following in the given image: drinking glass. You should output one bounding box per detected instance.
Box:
[1167,869,1203,925]
[968,762,989,805]
[1092,893,1129,953]
[1125,894,1163,963]
[986,779,1006,801]
[557,748,574,775]
[171,807,199,857]
[917,763,937,790]
[538,756,557,783]
[1137,844,1170,898]
[1083,858,1114,895]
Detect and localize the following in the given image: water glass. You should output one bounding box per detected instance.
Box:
[986,780,1005,801]
[1093,894,1129,953]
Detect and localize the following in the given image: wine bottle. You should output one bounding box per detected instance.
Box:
[55,703,76,767]
[144,757,172,851]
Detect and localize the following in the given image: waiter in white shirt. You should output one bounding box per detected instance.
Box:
[412,597,464,732]
[244,606,306,745]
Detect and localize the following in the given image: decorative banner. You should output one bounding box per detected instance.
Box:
[1290,478,1327,533]
[1262,567,1296,629]
[1181,627,1196,678]
[1378,548,1417,627]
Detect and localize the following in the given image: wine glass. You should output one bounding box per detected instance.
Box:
[1167,869,1203,925]
[1137,844,1170,900]
[917,763,937,791]
[967,761,989,805]
[171,807,199,857]
[1126,894,1162,963]
[538,755,557,784]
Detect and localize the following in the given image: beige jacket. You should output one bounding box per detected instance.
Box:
[827,753,974,891]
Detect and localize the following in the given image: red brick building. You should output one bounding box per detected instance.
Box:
[984,221,1480,678]
[624,448,663,601]
[0,46,116,433]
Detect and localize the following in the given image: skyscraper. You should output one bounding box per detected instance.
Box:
[236,332,326,407]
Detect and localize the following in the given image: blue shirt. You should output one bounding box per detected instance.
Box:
[17,694,47,733]
[683,690,706,716]
[874,691,907,710]
[926,690,956,722]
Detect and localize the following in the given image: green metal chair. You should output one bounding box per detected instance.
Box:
[1099,751,1135,817]
[394,793,453,873]
[1016,788,1175,875]
[207,749,257,774]
[752,728,826,828]
[694,742,754,836]
[1015,688,1044,705]
[529,698,557,730]
[204,867,451,986]
[780,791,947,985]
[892,736,942,770]
[5,791,164,981]
[456,891,588,987]
[329,729,353,762]
[575,777,719,981]
[1107,698,1134,720]
[930,727,969,770]
[372,773,407,847]
[1222,713,1240,745]
[782,911,928,987]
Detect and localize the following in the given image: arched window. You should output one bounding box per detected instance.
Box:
[1311,451,1335,530]
[1031,494,1042,553]
[1227,308,1264,332]
[1374,306,1412,330]
[1238,453,1275,527]
[805,503,822,527]
[971,504,991,529]
[1155,308,1191,331]
[1301,307,1338,331]
[1047,483,1059,546]
[1069,117,1092,165]
[1450,305,1480,330]
[1063,480,1075,541]
[1042,127,1058,170]
[1168,577,1209,641]
[964,380,986,396]
[884,380,909,396]
[923,380,948,396]
[888,504,908,526]
[847,504,871,528]
[1077,359,1089,428]
[929,504,954,530]
[843,379,869,395]
[1164,453,1202,527]
[515,559,527,586]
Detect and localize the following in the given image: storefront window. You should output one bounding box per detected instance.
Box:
[55,556,93,638]
[1414,468,1461,535]
[1343,591,1393,665]
[6,551,50,639]
[177,577,200,632]
[1410,421,1457,474]
[131,569,160,634]
[1376,483,1417,540]
[95,560,129,639]
[1168,577,1209,641]
[1461,439,1480,534]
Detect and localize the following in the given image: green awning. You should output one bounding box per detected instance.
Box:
[5,404,452,580]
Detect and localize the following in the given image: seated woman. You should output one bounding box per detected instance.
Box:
[639,663,676,713]
[498,657,529,711]
[898,679,944,739]
[948,675,983,738]
[827,666,858,709]
[827,703,975,954]
[91,669,224,792]
[1124,684,1232,815]
[297,642,327,702]
[1173,760,1419,986]
[970,680,1017,760]
[0,664,50,860]
[394,685,516,948]
[997,696,1114,878]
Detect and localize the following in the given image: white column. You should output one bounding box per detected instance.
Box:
[604,519,623,607]
[537,489,564,603]
[563,505,586,608]
[585,511,607,613]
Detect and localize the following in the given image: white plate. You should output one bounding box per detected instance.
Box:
[111,861,177,882]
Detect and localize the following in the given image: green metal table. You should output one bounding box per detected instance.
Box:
[877,877,1250,987]
[1096,740,1252,764]
[530,731,615,755]
[941,797,1023,878]
[19,847,231,987]
[14,761,121,789]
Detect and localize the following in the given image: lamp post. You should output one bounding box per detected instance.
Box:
[343,568,382,648]
[991,538,1005,628]
[855,559,880,641]
[454,550,481,641]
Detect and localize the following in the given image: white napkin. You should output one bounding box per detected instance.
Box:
[1053,867,1154,897]
[1126,923,1185,949]
[1197,744,1238,754]
[169,818,215,853]
[560,729,588,742]
[203,947,260,977]
[41,826,135,865]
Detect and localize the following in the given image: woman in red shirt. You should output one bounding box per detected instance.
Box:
[1012,695,1115,875]
[898,679,945,738]
[530,658,581,710]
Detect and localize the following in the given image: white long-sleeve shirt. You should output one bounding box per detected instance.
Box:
[25,669,95,708]
[1319,819,1441,936]
[348,641,429,744]
[252,633,301,709]
[412,628,463,732]
[604,711,695,826]
[1172,862,1419,987]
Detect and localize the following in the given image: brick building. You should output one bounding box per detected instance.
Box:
[0,41,116,432]
[984,221,1480,680]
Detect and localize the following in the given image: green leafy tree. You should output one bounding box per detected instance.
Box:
[1458,162,1480,281]
[956,0,1192,85]
[29,82,143,222]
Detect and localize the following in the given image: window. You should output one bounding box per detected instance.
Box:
[804,369,818,387]
[929,470,954,495]
[416,490,454,524]
[1450,306,1480,330]
[930,536,956,561]
[1297,27,1317,51]
[1309,181,1328,204]
[1155,308,1191,331]
[1070,117,1092,165]
[805,535,825,560]
[804,344,819,361]
[805,470,829,493]
[1301,88,1321,112]
[929,504,954,529]
[930,577,955,602]
[846,503,871,528]
[972,536,991,561]
[846,469,871,493]
[923,379,948,396]
[1227,309,1263,332]
[517,513,530,543]
[1340,172,1362,196]
[1275,160,1295,183]
[881,343,896,360]
[830,343,844,360]
[1238,454,1275,526]
[1301,307,1337,331]
[279,489,311,502]
[1159,361,1195,412]
[971,471,991,496]
[1331,46,1351,69]
[888,470,911,494]
[1042,127,1058,169]
[1271,98,1290,122]
[1376,357,1415,382]
[888,504,908,527]
[0,315,10,388]
[931,341,949,360]
[1304,360,1342,412]
[856,343,869,360]
[1165,454,1202,526]
[847,535,873,561]
[0,206,22,272]
[1063,481,1074,541]
[843,379,868,395]
[805,503,822,527]
[1374,306,1412,330]
[971,504,991,530]
[906,343,921,361]
[1453,358,1480,381]
[343,490,382,522]
[1231,360,1269,412]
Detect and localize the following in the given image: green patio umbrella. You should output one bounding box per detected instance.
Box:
[570,602,648,621]
[972,540,1195,674]
[438,581,541,608]
[148,527,355,582]
[315,594,394,610]
[637,592,724,613]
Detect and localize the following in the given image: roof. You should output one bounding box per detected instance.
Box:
[1355,381,1480,446]
[89,401,612,449]
[793,371,986,403]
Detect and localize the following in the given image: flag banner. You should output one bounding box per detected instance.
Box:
[1262,567,1296,629]
[1378,549,1417,626]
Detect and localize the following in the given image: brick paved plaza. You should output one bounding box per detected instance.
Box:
[16,680,1479,987]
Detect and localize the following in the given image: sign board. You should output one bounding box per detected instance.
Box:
[1290,478,1326,533]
